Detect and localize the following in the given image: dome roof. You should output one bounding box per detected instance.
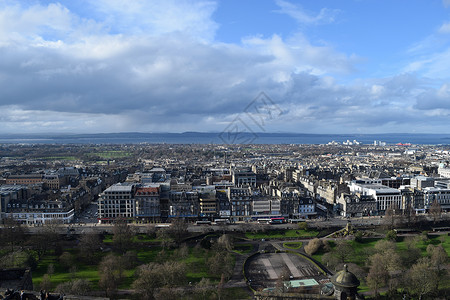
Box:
[330,265,360,288]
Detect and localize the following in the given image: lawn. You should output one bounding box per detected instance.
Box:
[233,243,254,254]
[283,242,303,249]
[32,244,231,291]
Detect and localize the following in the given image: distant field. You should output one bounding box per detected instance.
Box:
[37,156,78,161]
[86,151,132,159]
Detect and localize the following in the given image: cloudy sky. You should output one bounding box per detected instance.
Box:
[2,0,450,134]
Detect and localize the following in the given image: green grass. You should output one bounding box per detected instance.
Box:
[87,151,132,159]
[283,242,303,249]
[245,229,318,240]
[33,252,103,290]
[37,156,78,161]
[233,243,254,254]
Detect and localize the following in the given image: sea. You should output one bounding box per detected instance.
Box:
[0,132,449,145]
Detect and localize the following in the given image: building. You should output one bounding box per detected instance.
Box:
[5,174,43,185]
[438,165,450,178]
[422,187,450,212]
[216,189,231,218]
[252,197,281,217]
[43,173,63,190]
[193,185,217,218]
[135,186,160,221]
[337,194,377,217]
[168,190,199,218]
[298,197,317,218]
[98,183,136,223]
[349,180,402,213]
[410,176,435,190]
[232,167,256,187]
[6,208,74,225]
[228,187,252,221]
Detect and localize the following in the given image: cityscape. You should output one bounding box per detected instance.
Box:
[0,141,449,299]
[2,0,450,299]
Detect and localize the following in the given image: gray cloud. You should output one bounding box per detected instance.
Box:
[0,1,449,134]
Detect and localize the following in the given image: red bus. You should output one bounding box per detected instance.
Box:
[269,217,286,224]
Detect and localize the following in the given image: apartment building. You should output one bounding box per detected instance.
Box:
[98,183,136,223]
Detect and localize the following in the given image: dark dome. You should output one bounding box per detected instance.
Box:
[330,265,360,288]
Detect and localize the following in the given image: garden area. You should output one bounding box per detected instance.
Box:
[0,220,249,300]
[305,230,450,299]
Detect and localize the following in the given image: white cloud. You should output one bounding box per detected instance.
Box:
[89,0,218,41]
[0,0,449,134]
[439,21,450,34]
[274,0,339,25]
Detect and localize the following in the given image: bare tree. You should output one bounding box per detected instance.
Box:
[217,234,234,251]
[429,199,442,223]
[132,261,186,300]
[428,244,449,290]
[194,278,215,300]
[98,254,124,297]
[406,258,438,300]
[78,233,101,263]
[40,274,52,292]
[304,238,323,256]
[132,263,161,300]
[383,204,398,230]
[334,240,354,263]
[112,217,135,253]
[168,218,189,244]
[1,217,26,251]
[366,253,389,297]
[59,252,74,268]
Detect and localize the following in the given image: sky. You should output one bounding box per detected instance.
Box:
[2,0,450,134]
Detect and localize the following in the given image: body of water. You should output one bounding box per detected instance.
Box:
[0,132,449,145]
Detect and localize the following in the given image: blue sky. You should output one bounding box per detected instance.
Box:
[2,0,450,134]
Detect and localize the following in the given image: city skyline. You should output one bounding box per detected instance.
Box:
[2,0,450,134]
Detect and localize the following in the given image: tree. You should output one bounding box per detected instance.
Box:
[322,252,340,271]
[383,205,397,230]
[194,278,215,300]
[385,230,397,241]
[366,253,389,297]
[334,240,354,263]
[304,238,323,256]
[217,234,234,251]
[47,264,54,278]
[428,244,448,290]
[406,258,438,300]
[167,218,189,244]
[429,199,442,223]
[366,241,401,294]
[298,222,308,231]
[132,263,161,300]
[1,217,26,251]
[132,261,187,300]
[98,254,125,297]
[112,217,134,253]
[55,279,91,296]
[28,220,60,259]
[40,274,52,291]
[400,237,421,268]
[78,233,101,263]
[157,228,175,249]
[59,252,74,268]
[207,252,234,280]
